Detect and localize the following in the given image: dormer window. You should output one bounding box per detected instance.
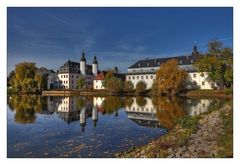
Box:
[158,62,160,65]
[191,60,194,64]
[179,60,182,64]
[138,63,141,67]
[147,63,150,67]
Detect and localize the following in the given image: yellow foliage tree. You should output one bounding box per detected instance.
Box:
[155,59,187,95]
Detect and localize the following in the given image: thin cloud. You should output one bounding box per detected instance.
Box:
[42,10,71,26]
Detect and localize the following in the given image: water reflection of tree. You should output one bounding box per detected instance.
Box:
[7,95,47,124]
[102,96,124,115]
[77,97,85,110]
[136,96,147,107]
[125,97,134,108]
[152,97,186,129]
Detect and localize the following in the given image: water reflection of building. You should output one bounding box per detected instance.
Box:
[93,97,106,114]
[49,96,107,131]
[185,99,212,116]
[125,97,162,128]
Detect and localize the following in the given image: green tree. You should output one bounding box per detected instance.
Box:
[194,40,233,89]
[124,81,134,92]
[104,71,123,92]
[135,81,147,94]
[77,77,85,89]
[106,77,123,92]
[207,39,223,56]
[7,71,15,86]
[10,62,37,92]
[156,59,187,95]
[34,74,47,92]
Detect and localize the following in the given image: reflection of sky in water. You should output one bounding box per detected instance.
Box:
[7,96,216,158]
[8,106,166,157]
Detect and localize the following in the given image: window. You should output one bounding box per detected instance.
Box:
[141,76,143,79]
[151,75,153,79]
[147,63,150,67]
[72,80,73,83]
[76,76,78,79]
[61,75,63,78]
[128,76,131,80]
[64,75,65,78]
[146,76,148,79]
[193,74,196,78]
[179,60,182,64]
[133,76,135,79]
[202,81,205,86]
[137,76,139,79]
[66,81,68,84]
[72,75,73,78]
[96,86,98,89]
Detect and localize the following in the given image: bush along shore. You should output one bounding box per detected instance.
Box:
[115,101,233,158]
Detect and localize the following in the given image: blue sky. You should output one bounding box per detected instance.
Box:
[7,7,233,74]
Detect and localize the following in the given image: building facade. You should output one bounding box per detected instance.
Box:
[126,45,213,90]
[48,52,99,89]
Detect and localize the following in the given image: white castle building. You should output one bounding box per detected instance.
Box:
[125,45,213,90]
[47,52,98,89]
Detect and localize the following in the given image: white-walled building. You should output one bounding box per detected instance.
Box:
[47,52,99,89]
[126,45,214,90]
[93,72,106,90]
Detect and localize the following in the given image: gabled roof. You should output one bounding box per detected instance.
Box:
[128,55,199,69]
[94,71,107,80]
[59,60,80,74]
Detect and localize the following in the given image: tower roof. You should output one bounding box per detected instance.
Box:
[81,51,86,62]
[93,56,98,64]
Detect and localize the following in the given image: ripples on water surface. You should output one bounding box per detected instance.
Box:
[7,95,219,158]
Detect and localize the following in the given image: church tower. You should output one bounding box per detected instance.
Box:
[192,42,199,56]
[80,51,86,76]
[92,55,98,76]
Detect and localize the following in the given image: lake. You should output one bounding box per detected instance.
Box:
[7,95,221,158]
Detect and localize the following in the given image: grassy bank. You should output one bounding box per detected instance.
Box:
[115,100,233,158]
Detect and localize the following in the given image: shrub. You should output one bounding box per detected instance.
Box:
[135,81,147,94]
[124,81,134,92]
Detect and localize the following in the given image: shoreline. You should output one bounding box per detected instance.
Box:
[8,89,232,99]
[115,101,233,158]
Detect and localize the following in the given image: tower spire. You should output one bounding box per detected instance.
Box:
[192,41,199,56]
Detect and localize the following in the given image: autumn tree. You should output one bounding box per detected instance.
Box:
[156,59,187,95]
[135,81,147,94]
[124,81,134,92]
[194,40,233,89]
